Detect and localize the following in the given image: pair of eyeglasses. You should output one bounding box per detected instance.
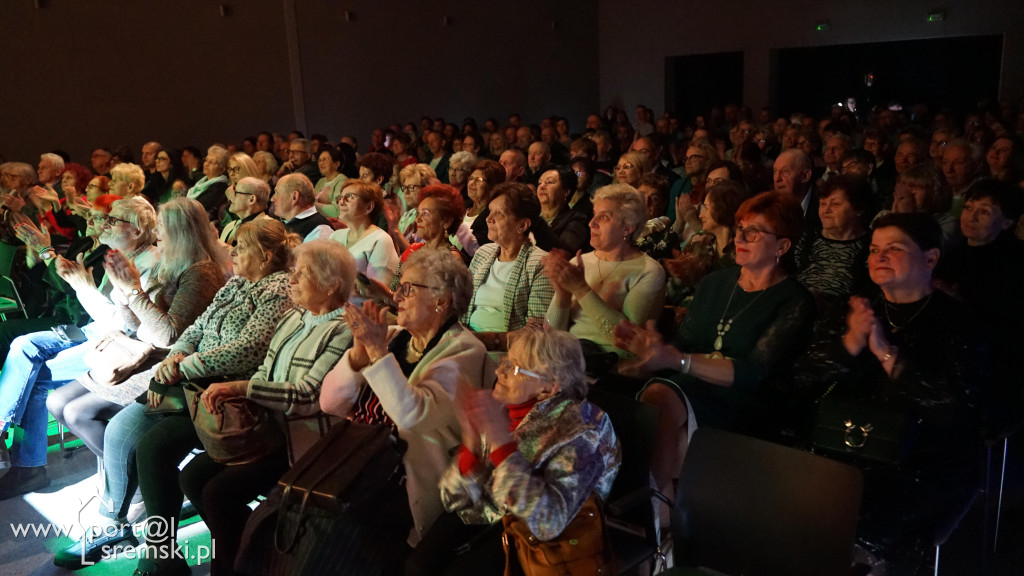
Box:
[401,184,423,193]
[615,163,634,171]
[735,225,777,243]
[105,215,131,227]
[685,155,706,162]
[340,192,362,203]
[394,281,441,298]
[497,358,547,380]
[87,214,108,223]
[234,190,255,197]
[227,166,242,174]
[468,177,487,184]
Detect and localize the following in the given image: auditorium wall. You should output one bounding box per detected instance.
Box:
[598,0,1024,118]
[0,0,598,163]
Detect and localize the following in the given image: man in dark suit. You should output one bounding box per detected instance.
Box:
[773,149,820,232]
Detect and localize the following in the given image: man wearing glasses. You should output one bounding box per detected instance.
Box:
[276,138,322,183]
[219,177,271,246]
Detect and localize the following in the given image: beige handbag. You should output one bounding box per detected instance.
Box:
[82,331,155,387]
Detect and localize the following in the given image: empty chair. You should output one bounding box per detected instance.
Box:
[666,428,863,576]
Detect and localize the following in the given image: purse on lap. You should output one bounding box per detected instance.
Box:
[811,395,921,468]
[501,493,611,576]
[82,331,155,387]
[185,382,284,466]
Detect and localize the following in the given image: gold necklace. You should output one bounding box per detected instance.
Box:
[595,255,623,285]
[883,293,932,333]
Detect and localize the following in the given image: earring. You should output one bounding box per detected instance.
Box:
[260,262,265,271]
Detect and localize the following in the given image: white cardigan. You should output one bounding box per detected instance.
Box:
[319,322,488,546]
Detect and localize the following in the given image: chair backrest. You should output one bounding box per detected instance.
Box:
[586,387,660,508]
[0,242,26,310]
[674,427,863,576]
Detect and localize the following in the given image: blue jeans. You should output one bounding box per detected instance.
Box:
[0,325,97,467]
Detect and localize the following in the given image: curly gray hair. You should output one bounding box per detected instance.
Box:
[594,184,647,242]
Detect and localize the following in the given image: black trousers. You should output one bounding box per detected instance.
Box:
[180,447,289,576]
[404,512,505,576]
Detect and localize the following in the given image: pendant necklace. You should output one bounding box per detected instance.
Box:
[883,293,932,333]
[714,281,768,351]
[596,256,623,285]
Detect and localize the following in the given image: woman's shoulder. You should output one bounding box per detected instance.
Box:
[254,270,294,297]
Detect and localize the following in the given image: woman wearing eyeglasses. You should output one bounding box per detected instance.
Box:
[384,163,439,255]
[329,180,399,305]
[308,248,487,575]
[1,195,118,364]
[611,151,651,188]
[614,191,815,500]
[152,149,189,205]
[407,329,621,575]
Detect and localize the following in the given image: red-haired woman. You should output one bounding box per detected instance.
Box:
[614,191,816,498]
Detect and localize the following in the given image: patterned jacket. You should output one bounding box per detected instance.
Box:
[463,241,554,331]
[171,270,295,382]
[439,396,621,541]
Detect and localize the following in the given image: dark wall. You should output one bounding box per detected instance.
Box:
[0,0,598,165]
[599,0,1024,120]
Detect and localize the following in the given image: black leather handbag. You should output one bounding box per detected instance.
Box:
[811,397,921,467]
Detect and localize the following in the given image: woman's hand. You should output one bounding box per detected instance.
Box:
[67,194,91,218]
[56,253,97,292]
[104,249,143,296]
[463,388,513,449]
[843,296,876,357]
[154,353,186,385]
[675,195,699,230]
[382,195,403,233]
[12,217,50,252]
[614,319,676,376]
[202,380,250,414]
[1,192,26,214]
[542,249,589,300]
[345,301,389,366]
[147,391,164,408]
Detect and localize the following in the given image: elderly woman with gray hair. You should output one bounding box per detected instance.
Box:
[186,145,231,220]
[297,248,487,575]
[543,184,666,363]
[408,329,621,575]
[168,239,357,576]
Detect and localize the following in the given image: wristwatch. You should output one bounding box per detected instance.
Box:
[130,287,143,297]
[39,247,55,260]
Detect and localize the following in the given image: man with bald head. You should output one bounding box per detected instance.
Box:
[526,142,551,186]
[271,173,333,242]
[773,148,820,230]
[499,149,527,183]
[220,177,271,245]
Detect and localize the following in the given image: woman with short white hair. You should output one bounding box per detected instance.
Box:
[543,184,666,361]
[409,329,621,574]
[253,150,279,185]
[186,145,231,220]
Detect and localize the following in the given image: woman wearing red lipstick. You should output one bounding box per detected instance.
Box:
[613,191,815,499]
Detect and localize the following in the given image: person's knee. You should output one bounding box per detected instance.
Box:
[640,382,688,426]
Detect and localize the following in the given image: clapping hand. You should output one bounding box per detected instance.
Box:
[56,253,96,291]
[462,388,512,450]
[104,249,143,296]
[542,249,589,300]
[12,215,50,251]
[614,319,670,376]
[345,300,389,370]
